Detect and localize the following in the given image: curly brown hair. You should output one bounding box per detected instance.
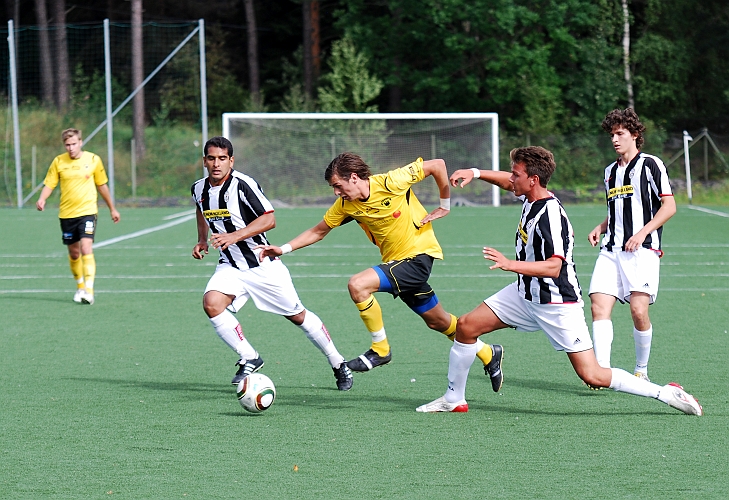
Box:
[601,108,646,149]
[510,146,556,187]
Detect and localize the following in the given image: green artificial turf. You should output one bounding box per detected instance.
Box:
[1,204,727,498]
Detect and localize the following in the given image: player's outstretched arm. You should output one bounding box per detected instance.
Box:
[256,220,333,261]
[192,207,210,259]
[483,246,561,278]
[97,184,121,223]
[451,168,512,190]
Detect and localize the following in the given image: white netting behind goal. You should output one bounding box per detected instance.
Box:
[222,113,499,206]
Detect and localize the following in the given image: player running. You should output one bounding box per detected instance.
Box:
[257,152,503,390]
[588,108,676,381]
[416,146,701,415]
[191,136,353,391]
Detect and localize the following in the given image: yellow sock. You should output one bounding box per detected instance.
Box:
[441,314,457,341]
[476,344,493,366]
[355,295,389,356]
[69,256,84,288]
[82,253,96,292]
[371,339,390,357]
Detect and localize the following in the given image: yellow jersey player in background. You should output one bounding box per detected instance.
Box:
[257,152,503,392]
[36,128,120,305]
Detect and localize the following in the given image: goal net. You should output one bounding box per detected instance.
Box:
[222,113,500,206]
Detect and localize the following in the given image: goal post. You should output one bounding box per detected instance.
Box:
[222,113,500,206]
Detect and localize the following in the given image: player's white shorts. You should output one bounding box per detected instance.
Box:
[485,282,593,353]
[204,259,305,316]
[588,247,660,304]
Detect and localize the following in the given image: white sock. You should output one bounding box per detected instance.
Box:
[608,367,660,398]
[445,341,479,403]
[298,310,345,368]
[209,310,257,361]
[634,325,652,375]
[592,319,614,368]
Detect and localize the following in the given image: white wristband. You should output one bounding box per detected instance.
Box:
[280,243,293,255]
[470,168,481,179]
[439,198,451,211]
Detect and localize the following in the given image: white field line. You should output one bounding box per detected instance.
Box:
[94,214,195,248]
[162,209,196,220]
[686,205,729,218]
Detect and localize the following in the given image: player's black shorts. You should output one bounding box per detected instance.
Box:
[60,214,97,245]
[373,253,439,314]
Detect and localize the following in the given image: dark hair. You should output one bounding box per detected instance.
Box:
[601,108,646,149]
[509,146,556,187]
[204,136,234,157]
[324,152,372,182]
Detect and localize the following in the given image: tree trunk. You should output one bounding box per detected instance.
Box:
[302,0,320,100]
[244,0,260,106]
[35,0,55,106]
[131,0,145,160]
[622,0,634,110]
[52,0,71,108]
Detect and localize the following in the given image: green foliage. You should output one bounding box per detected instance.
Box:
[317,36,384,113]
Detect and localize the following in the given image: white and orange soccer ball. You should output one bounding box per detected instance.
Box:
[236,373,276,413]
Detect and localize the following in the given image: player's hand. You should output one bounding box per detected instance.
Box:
[36,199,45,211]
[421,207,449,225]
[449,169,477,188]
[192,242,209,260]
[483,246,511,272]
[624,231,646,252]
[254,244,282,262]
[587,226,602,247]
[209,232,239,251]
[110,209,121,223]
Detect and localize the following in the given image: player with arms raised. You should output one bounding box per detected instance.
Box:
[191,136,353,391]
[257,152,503,390]
[416,146,701,415]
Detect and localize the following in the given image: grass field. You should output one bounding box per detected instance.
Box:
[1,204,728,498]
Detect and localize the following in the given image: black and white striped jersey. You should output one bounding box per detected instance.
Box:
[191,170,274,270]
[514,195,581,304]
[601,152,672,252]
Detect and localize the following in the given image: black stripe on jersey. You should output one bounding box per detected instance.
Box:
[216,176,241,268]
[621,156,639,244]
[236,180,270,248]
[534,210,553,304]
[606,163,618,251]
[518,204,531,301]
[384,177,392,193]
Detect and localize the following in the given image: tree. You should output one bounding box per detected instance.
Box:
[243,0,260,107]
[34,0,55,106]
[132,0,145,160]
[51,0,71,108]
[302,0,321,101]
[622,0,634,109]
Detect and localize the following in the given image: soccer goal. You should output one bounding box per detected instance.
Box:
[222,113,500,206]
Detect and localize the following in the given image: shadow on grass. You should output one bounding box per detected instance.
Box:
[66,376,230,395]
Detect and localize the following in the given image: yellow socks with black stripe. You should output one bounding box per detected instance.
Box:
[440,313,493,366]
[69,255,84,289]
[81,254,96,293]
[355,295,390,356]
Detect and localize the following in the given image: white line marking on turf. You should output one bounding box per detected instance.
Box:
[162,209,196,220]
[94,214,195,248]
[686,205,729,218]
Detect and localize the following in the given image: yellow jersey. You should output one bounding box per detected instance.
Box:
[323,158,443,262]
[43,151,109,219]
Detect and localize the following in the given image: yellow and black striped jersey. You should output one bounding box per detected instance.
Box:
[323,158,443,262]
[43,151,108,219]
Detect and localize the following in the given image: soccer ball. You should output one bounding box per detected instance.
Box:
[236,373,276,413]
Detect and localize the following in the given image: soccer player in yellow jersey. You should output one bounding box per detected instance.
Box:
[257,152,503,390]
[36,128,120,305]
